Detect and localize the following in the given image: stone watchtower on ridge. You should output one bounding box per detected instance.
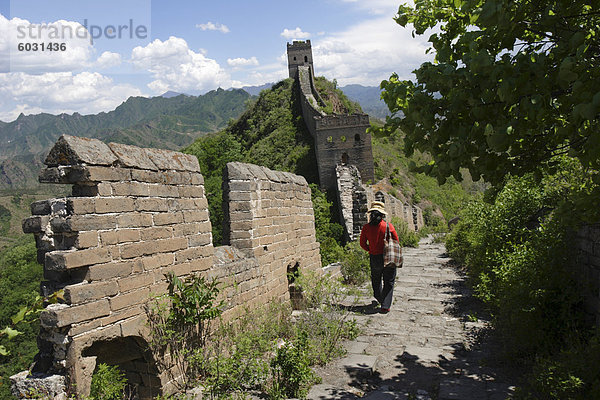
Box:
[287,40,314,79]
[287,40,375,192]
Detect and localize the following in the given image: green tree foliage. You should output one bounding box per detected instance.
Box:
[183,131,244,244]
[309,184,344,266]
[445,159,590,364]
[0,206,10,237]
[313,77,362,115]
[0,237,43,399]
[225,79,318,182]
[90,363,128,400]
[379,0,600,194]
[372,130,481,220]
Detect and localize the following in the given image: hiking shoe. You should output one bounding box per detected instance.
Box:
[380,307,390,314]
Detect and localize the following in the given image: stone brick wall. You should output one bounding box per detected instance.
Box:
[574,224,600,323]
[223,162,322,305]
[14,135,322,400]
[294,55,375,192]
[287,40,314,79]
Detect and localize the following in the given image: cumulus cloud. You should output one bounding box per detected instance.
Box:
[311,15,432,86]
[131,36,231,94]
[195,22,230,33]
[227,57,259,67]
[0,14,95,73]
[95,51,122,69]
[0,71,143,121]
[280,27,311,40]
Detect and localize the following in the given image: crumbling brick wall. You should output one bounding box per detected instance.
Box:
[222,162,322,305]
[14,135,321,400]
[295,62,375,192]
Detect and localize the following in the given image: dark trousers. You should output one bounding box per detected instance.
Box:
[370,254,396,309]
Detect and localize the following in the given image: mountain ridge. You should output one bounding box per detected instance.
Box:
[0,88,252,190]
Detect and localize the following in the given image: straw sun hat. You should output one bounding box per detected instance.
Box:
[367,201,387,215]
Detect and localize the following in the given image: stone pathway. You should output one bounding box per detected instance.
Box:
[307,237,515,400]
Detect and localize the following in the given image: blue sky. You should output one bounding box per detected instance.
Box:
[0,0,432,122]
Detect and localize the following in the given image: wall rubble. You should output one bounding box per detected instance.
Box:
[13,135,321,400]
[336,165,424,241]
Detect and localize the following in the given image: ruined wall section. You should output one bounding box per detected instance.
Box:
[16,136,324,399]
[336,165,424,241]
[222,162,322,305]
[315,115,374,190]
[21,135,212,398]
[574,224,600,324]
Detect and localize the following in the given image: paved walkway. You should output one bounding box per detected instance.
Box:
[307,237,515,400]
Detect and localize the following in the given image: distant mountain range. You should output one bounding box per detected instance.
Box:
[0,82,391,191]
[339,84,390,121]
[0,88,251,190]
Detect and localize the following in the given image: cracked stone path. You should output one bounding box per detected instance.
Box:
[307,237,515,400]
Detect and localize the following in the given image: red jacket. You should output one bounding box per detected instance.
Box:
[360,221,399,255]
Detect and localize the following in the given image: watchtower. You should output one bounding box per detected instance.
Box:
[287,40,314,78]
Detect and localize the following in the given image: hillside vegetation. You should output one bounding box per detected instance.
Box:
[183,79,317,245]
[184,77,477,246]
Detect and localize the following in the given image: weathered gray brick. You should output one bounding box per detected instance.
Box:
[22,216,49,233]
[64,281,119,304]
[45,248,111,270]
[95,197,135,214]
[40,299,110,328]
[85,260,140,281]
[117,213,153,228]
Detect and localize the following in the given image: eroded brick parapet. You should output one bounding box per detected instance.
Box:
[223,162,322,307]
[20,135,212,399]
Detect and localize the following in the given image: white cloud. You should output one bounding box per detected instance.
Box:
[227,57,259,67]
[0,71,143,121]
[131,36,231,94]
[196,22,230,33]
[0,15,95,73]
[280,27,311,40]
[95,51,122,69]
[311,15,432,86]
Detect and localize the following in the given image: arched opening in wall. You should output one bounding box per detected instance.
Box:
[82,336,161,400]
[354,134,361,143]
[341,153,349,165]
[304,55,308,62]
[287,262,303,310]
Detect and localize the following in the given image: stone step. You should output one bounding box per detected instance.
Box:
[338,354,379,375]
